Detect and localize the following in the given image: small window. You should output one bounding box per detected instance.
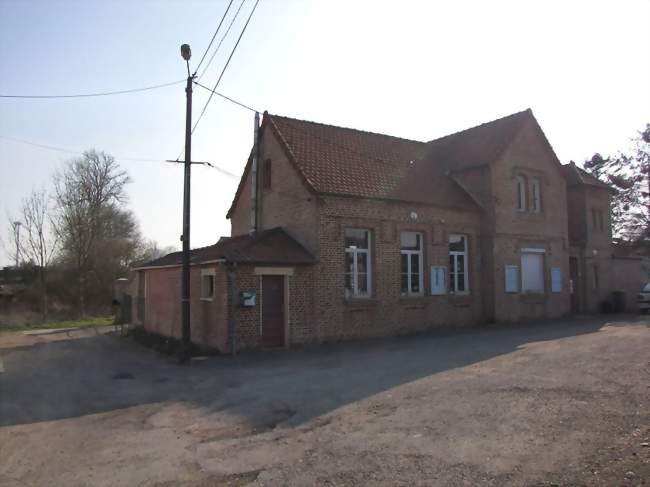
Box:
[505,265,520,293]
[345,229,371,298]
[551,267,562,292]
[262,159,272,189]
[449,234,469,293]
[531,178,541,213]
[430,266,447,295]
[521,251,544,293]
[591,208,598,231]
[516,175,526,211]
[597,210,604,231]
[401,232,423,295]
[201,273,215,300]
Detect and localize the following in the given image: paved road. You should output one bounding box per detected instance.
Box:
[1,316,649,486]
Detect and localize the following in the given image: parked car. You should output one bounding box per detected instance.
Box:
[638,283,650,313]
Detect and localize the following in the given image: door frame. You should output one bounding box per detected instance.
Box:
[255,267,293,348]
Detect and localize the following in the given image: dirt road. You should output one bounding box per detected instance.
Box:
[1,317,649,486]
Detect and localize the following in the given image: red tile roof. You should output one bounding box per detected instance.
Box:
[424,109,532,172]
[561,162,612,190]
[136,228,316,269]
[228,109,547,217]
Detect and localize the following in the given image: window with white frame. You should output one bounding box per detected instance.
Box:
[345,229,371,298]
[531,178,541,213]
[516,175,526,211]
[448,234,469,293]
[521,251,544,293]
[201,271,215,300]
[400,232,423,295]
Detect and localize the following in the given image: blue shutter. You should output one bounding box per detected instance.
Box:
[505,265,519,293]
[430,266,446,295]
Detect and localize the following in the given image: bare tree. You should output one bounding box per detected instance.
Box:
[4,219,22,267]
[139,239,178,264]
[54,150,129,317]
[584,123,650,241]
[11,190,59,321]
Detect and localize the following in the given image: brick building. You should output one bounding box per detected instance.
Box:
[133,109,646,353]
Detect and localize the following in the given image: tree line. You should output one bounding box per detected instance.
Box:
[6,150,175,322]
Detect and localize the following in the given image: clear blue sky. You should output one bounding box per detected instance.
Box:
[1,0,649,266]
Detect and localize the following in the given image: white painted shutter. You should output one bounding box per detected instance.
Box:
[521,253,544,292]
[551,267,562,292]
[505,265,519,293]
[430,266,447,295]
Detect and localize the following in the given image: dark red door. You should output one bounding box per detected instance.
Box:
[262,275,285,347]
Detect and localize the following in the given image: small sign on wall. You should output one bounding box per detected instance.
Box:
[430,266,447,295]
[551,267,562,293]
[240,291,257,307]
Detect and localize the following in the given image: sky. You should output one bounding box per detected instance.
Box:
[1,0,649,266]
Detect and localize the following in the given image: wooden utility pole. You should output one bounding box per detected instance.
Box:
[180,43,194,360]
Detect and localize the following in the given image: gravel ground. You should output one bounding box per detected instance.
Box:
[0,316,649,486]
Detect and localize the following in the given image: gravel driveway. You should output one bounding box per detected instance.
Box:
[1,316,649,486]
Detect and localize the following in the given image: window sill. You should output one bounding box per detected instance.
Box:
[200,297,214,302]
[399,295,428,309]
[399,295,427,304]
[344,297,377,310]
[519,292,546,304]
[448,294,472,307]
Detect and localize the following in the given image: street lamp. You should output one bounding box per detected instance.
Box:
[180,44,192,76]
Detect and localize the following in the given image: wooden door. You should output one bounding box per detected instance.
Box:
[262,275,285,347]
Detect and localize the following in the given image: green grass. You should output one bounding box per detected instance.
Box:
[0,315,114,333]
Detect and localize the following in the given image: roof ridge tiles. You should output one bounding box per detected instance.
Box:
[426,108,531,144]
[266,113,427,145]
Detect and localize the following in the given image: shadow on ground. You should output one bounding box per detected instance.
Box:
[0,315,645,429]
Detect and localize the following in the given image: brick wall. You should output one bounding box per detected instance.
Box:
[230,128,320,255]
[227,264,317,351]
[566,173,617,313]
[314,196,483,342]
[486,117,571,320]
[140,264,229,352]
[611,257,649,312]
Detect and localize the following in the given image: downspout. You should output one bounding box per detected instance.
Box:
[227,263,237,356]
[250,111,260,235]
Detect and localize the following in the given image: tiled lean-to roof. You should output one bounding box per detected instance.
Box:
[136,227,316,269]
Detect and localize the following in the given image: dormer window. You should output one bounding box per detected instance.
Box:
[516,175,526,211]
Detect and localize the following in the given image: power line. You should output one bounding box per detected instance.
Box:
[191,0,261,136]
[193,0,235,76]
[193,81,259,113]
[0,135,165,162]
[198,0,248,81]
[0,134,240,177]
[175,0,260,162]
[0,79,185,99]
[0,135,80,156]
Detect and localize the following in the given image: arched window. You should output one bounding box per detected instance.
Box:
[516,175,526,211]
